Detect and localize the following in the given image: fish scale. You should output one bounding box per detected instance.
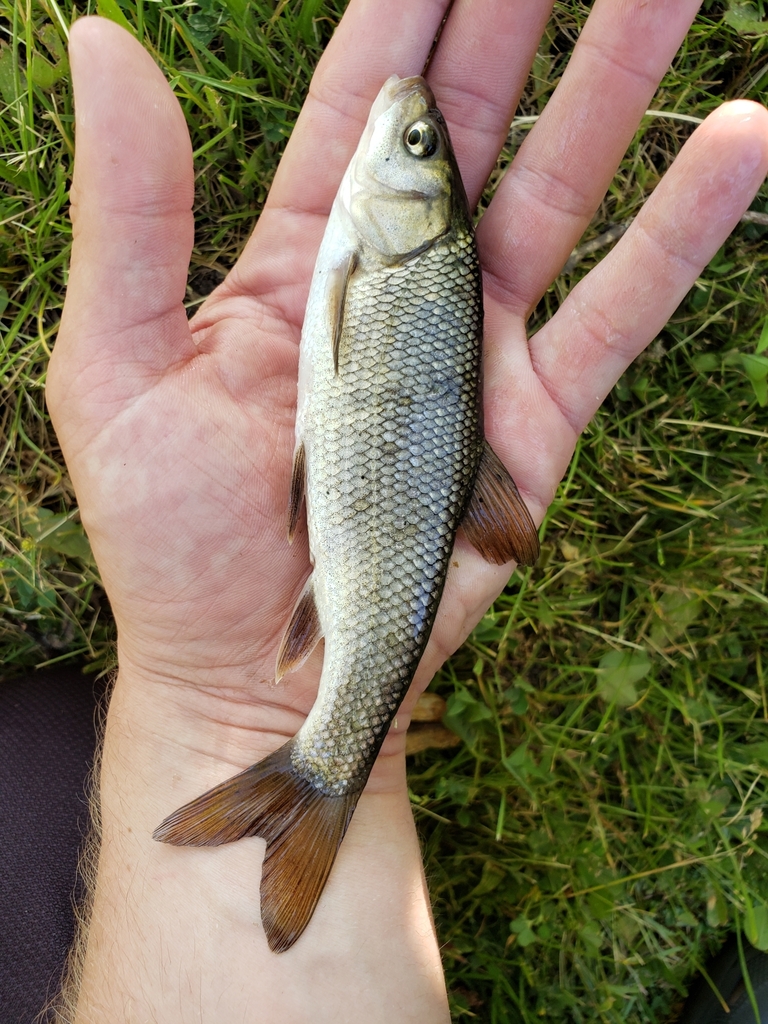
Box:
[294,234,483,795]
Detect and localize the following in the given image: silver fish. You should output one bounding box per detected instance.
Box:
[154,75,539,953]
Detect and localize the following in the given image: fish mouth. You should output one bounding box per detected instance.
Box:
[386,75,435,110]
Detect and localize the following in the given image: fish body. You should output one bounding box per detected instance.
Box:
[155,76,539,953]
[291,77,483,795]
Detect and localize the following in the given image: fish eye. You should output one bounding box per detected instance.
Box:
[403,120,438,159]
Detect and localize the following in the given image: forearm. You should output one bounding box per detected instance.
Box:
[69,671,449,1024]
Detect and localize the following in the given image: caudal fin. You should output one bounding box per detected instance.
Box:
[153,742,359,952]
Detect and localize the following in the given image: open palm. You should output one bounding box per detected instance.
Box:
[47,0,768,789]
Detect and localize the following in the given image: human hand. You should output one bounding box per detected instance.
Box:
[48,2,767,784]
[46,1,768,1020]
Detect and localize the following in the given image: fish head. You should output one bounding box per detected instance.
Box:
[341,76,464,260]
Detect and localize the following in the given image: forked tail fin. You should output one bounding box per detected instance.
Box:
[153,741,359,952]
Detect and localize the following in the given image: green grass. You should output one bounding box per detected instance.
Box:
[1,0,768,1020]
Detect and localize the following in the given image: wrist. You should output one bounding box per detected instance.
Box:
[77,665,449,1024]
[110,638,423,805]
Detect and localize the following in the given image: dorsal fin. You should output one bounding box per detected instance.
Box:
[461,441,540,566]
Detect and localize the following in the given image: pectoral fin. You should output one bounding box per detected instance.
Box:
[287,442,306,544]
[275,575,322,681]
[329,250,358,374]
[461,441,540,567]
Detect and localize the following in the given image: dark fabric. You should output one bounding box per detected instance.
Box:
[0,665,104,1024]
[679,935,768,1023]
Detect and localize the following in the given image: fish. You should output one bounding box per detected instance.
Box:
[153,75,540,953]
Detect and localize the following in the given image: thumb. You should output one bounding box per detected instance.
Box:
[48,17,195,433]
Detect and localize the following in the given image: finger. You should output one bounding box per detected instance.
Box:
[198,0,449,330]
[525,101,768,435]
[425,0,553,210]
[48,18,195,423]
[205,0,555,331]
[477,0,702,316]
[267,0,447,218]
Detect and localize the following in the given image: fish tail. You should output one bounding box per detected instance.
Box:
[153,741,359,953]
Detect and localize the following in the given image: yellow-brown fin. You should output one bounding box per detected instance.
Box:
[287,441,305,543]
[329,250,357,374]
[275,576,322,681]
[153,741,359,953]
[461,441,540,566]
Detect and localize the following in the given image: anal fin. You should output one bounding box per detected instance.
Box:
[153,741,359,953]
[287,441,305,543]
[461,441,540,566]
[275,575,322,681]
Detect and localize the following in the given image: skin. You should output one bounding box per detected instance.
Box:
[46,1,768,1021]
